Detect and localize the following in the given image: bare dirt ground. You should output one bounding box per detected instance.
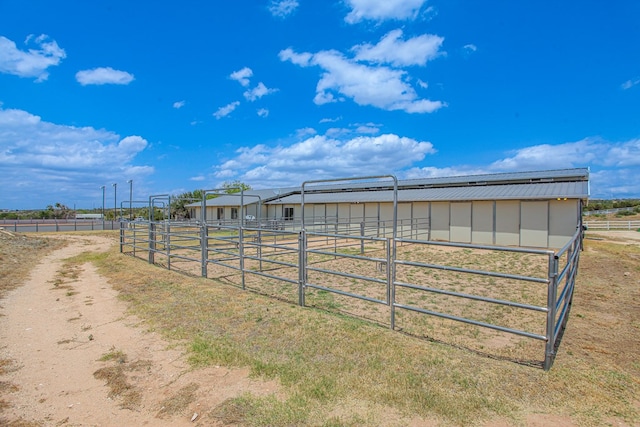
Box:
[0,234,279,426]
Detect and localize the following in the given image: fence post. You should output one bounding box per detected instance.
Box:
[167,223,171,271]
[298,230,306,306]
[201,223,208,278]
[148,222,155,265]
[389,237,396,330]
[360,222,365,254]
[239,225,245,290]
[119,221,124,253]
[544,253,559,370]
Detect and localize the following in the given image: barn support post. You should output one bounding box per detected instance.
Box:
[544,253,559,370]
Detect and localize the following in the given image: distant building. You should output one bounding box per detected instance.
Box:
[75,213,104,219]
[187,168,589,249]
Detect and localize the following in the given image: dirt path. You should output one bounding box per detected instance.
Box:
[0,235,278,426]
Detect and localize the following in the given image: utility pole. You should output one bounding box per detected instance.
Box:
[113,183,117,222]
[100,186,105,226]
[128,179,133,220]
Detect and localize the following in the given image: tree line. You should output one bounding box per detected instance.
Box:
[0,181,251,221]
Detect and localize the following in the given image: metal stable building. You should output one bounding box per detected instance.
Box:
[189,168,589,249]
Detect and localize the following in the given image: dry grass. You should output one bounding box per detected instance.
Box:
[2,229,640,426]
[156,383,199,418]
[93,349,151,410]
[0,230,65,298]
[95,231,640,426]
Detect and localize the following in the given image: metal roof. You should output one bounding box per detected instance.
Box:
[188,169,589,207]
[269,181,590,205]
[300,168,589,193]
[186,188,298,207]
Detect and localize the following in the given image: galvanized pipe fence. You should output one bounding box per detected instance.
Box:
[119,180,581,370]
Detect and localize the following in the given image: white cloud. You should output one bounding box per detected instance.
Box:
[404,136,640,198]
[278,48,312,66]
[319,116,342,123]
[230,67,253,87]
[0,107,152,208]
[173,100,186,109]
[0,34,66,82]
[353,29,444,67]
[75,67,135,86]
[621,78,640,90]
[268,0,299,18]
[243,82,278,101]
[281,48,445,113]
[404,166,487,180]
[214,133,435,188]
[463,44,477,52]
[296,127,317,139]
[489,139,606,171]
[344,0,429,23]
[213,101,240,119]
[355,123,380,134]
[190,175,206,181]
[257,108,269,117]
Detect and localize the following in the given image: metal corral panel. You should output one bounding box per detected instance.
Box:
[450,202,472,243]
[495,201,520,246]
[431,202,450,241]
[549,200,580,248]
[472,201,494,245]
[521,201,549,247]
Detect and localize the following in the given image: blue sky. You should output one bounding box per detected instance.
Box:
[1,0,638,210]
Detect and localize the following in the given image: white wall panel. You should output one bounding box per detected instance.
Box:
[495,201,520,246]
[549,200,579,248]
[450,202,472,243]
[472,201,494,245]
[430,202,450,241]
[521,201,548,248]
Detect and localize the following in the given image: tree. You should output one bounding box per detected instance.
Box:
[171,191,205,220]
[222,180,252,194]
[170,182,252,220]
